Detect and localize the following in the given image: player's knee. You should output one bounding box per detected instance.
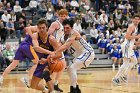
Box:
[30,84,37,89]
[42,70,52,82]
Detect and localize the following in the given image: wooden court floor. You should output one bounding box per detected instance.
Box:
[0,68,140,93]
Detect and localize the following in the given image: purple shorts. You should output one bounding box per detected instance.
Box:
[33,63,48,78]
[14,43,38,61]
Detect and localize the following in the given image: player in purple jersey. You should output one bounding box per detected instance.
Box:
[0,18,61,93]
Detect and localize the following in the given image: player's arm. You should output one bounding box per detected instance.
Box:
[125,25,140,40]
[54,33,77,55]
[32,33,53,55]
[49,35,62,60]
[48,22,59,35]
[24,26,38,36]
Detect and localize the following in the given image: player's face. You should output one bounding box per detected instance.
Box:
[38,24,48,34]
[59,14,67,22]
[64,24,72,35]
[133,17,140,25]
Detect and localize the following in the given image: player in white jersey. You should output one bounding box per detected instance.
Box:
[48,9,68,92]
[48,18,95,93]
[112,14,140,85]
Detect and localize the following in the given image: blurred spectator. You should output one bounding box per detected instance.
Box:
[46,8,53,26]
[83,2,90,11]
[66,1,73,12]
[38,1,47,17]
[0,19,6,44]
[29,0,38,16]
[90,25,98,44]
[6,2,12,13]
[97,34,106,54]
[10,11,16,22]
[70,0,79,7]
[6,18,15,38]
[93,13,100,28]
[2,43,15,67]
[0,45,5,71]
[0,2,4,18]
[97,21,107,34]
[13,1,22,17]
[118,1,125,9]
[1,10,11,26]
[14,18,25,39]
[111,44,122,71]
[73,17,83,33]
[79,4,86,14]
[69,9,77,18]
[100,11,108,23]
[27,19,33,27]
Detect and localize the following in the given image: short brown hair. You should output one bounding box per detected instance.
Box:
[132,14,140,18]
[37,18,48,27]
[58,9,68,16]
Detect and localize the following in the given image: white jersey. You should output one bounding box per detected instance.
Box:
[121,27,138,58]
[53,20,64,42]
[61,35,94,58]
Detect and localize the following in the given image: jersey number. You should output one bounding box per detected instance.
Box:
[69,47,75,54]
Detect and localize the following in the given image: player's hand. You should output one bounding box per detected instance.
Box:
[47,52,56,64]
[39,58,47,64]
[136,34,140,38]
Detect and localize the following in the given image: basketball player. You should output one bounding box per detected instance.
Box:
[0,18,55,91]
[48,18,95,93]
[47,8,68,92]
[112,14,140,85]
[29,18,62,93]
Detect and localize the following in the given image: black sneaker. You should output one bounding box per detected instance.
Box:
[76,85,81,93]
[54,84,63,92]
[69,86,77,93]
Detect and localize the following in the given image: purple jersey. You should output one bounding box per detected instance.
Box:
[34,34,54,79]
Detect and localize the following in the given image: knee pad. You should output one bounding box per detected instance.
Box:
[42,70,52,82]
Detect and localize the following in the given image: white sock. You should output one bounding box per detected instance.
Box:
[42,86,48,92]
[50,90,55,93]
[54,80,58,85]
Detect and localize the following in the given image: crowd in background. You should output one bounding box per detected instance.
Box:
[0,0,139,71]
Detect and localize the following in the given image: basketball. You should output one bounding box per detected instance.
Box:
[48,59,64,72]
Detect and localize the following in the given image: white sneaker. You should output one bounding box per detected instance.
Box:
[0,76,3,90]
[0,76,3,86]
[20,77,30,88]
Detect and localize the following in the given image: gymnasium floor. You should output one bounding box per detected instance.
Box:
[0,68,140,93]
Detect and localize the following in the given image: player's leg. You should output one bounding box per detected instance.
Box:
[0,60,20,86]
[112,57,130,85]
[122,56,138,77]
[67,52,95,93]
[53,59,66,92]
[20,45,39,87]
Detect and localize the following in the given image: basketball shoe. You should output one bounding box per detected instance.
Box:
[20,77,30,88]
[112,78,121,86]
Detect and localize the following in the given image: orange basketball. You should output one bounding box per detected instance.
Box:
[48,59,64,72]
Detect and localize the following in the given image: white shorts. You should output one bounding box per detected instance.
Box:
[71,51,95,68]
[121,42,135,58]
